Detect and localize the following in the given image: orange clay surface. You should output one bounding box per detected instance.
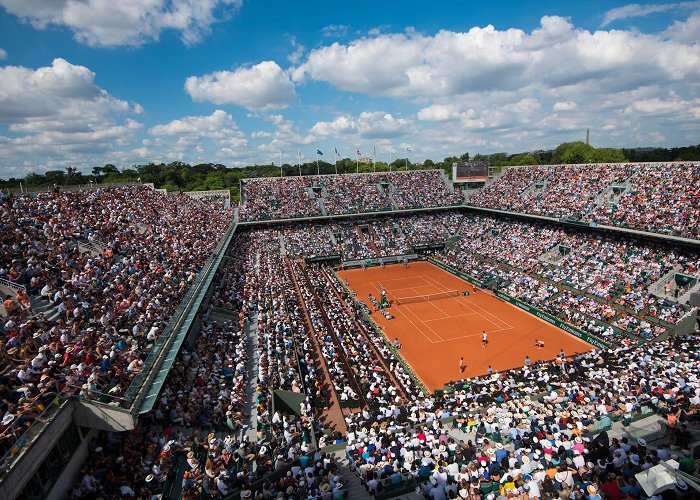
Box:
[336,261,595,392]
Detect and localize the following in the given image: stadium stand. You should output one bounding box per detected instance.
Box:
[1,170,699,499]
[468,163,700,240]
[240,170,463,221]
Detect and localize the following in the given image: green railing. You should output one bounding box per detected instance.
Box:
[0,394,70,478]
[492,290,610,349]
[0,220,238,482]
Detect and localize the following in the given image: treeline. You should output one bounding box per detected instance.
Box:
[1,142,698,201]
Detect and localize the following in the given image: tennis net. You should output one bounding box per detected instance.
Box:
[396,290,460,305]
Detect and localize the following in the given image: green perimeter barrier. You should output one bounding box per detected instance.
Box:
[427,258,486,288]
[426,258,611,350]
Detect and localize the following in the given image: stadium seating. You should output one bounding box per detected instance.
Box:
[240,170,463,221]
[469,163,700,240]
[4,176,699,499]
[0,186,230,459]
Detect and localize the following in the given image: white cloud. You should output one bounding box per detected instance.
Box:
[0,58,143,173]
[292,16,700,98]
[664,10,700,42]
[601,1,700,26]
[0,0,242,47]
[150,109,233,136]
[0,48,6,60]
[287,37,306,65]
[624,96,700,117]
[311,111,414,139]
[321,24,348,38]
[149,109,248,158]
[255,114,315,154]
[553,101,577,111]
[185,61,297,110]
[417,104,463,122]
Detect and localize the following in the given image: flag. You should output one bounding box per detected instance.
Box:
[406,147,412,152]
[335,147,340,156]
[316,149,323,156]
[356,148,361,156]
[373,146,376,156]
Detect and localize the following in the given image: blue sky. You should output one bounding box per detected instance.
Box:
[0,0,699,177]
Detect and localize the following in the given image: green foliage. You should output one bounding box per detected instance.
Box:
[552,142,627,164]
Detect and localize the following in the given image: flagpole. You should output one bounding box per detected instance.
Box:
[316,152,320,176]
[355,145,359,173]
[389,145,393,172]
[298,149,302,176]
[405,147,409,171]
[279,150,282,177]
[335,157,338,175]
[373,146,376,172]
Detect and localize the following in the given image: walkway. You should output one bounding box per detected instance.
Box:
[241,312,260,444]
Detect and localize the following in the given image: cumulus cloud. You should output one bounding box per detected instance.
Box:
[553,101,578,111]
[149,109,248,158]
[185,61,297,110]
[292,16,700,98]
[624,96,700,117]
[311,111,415,139]
[0,0,242,47]
[663,10,700,42]
[0,58,143,173]
[255,114,315,154]
[417,104,464,122]
[601,1,700,26]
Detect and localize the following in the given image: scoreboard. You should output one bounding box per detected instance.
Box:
[453,162,489,182]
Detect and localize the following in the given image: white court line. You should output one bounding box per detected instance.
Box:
[423,312,478,322]
[406,286,454,319]
[370,282,439,344]
[422,274,513,331]
[401,287,446,342]
[433,326,511,342]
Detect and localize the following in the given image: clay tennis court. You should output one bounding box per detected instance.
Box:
[336,261,596,392]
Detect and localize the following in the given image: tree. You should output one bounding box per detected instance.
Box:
[552,142,627,164]
[552,142,596,164]
[45,170,66,185]
[507,153,538,166]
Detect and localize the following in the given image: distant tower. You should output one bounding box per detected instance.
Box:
[585,128,590,145]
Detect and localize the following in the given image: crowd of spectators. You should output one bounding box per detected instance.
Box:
[5,179,699,498]
[0,186,230,457]
[240,171,464,221]
[240,178,320,221]
[332,223,376,261]
[388,171,464,210]
[469,163,700,240]
[316,174,392,215]
[344,336,700,499]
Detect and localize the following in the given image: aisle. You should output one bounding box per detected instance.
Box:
[241,312,260,444]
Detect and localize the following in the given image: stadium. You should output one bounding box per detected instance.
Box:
[0,163,699,500]
[2,1,700,499]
